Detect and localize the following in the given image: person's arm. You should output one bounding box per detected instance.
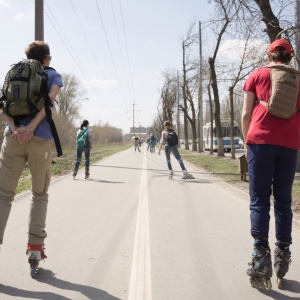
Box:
[241,90,256,160]
[88,129,92,149]
[158,132,165,155]
[14,85,60,143]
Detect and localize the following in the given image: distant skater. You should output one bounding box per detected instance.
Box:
[131,134,140,152]
[158,120,194,180]
[73,120,92,179]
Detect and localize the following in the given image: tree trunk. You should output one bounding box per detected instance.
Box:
[229,86,236,159]
[253,0,283,42]
[209,57,224,156]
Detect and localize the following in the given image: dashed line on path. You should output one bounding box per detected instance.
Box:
[128,149,152,300]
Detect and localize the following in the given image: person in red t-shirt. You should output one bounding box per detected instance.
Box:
[242,38,300,289]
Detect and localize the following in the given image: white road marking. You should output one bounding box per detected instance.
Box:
[128,149,152,300]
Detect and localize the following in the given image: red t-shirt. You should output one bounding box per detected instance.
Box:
[243,66,300,150]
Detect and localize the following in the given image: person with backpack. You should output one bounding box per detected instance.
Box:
[73,120,92,179]
[148,133,157,153]
[242,38,300,289]
[0,41,63,273]
[158,120,194,180]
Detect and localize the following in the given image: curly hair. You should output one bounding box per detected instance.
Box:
[25,41,50,64]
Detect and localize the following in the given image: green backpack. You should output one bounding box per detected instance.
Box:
[1,59,48,117]
[76,129,89,147]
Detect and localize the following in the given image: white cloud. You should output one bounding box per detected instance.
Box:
[83,78,118,89]
[0,0,12,8]
[218,39,267,62]
[145,40,153,47]
[14,13,24,20]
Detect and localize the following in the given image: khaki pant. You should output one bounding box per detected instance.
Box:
[0,134,53,245]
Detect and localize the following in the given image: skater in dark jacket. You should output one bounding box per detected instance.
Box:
[73,119,92,179]
[158,120,193,179]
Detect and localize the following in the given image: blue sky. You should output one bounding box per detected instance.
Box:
[0,0,216,133]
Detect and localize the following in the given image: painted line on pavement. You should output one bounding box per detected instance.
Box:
[128,148,152,300]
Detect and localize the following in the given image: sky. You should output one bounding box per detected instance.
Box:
[0,0,215,134]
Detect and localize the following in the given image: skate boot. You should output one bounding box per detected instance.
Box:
[26,243,47,278]
[85,170,90,179]
[73,170,77,180]
[169,170,173,180]
[246,247,273,290]
[182,171,194,180]
[274,247,291,288]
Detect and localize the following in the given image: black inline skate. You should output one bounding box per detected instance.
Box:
[274,247,291,288]
[247,247,273,290]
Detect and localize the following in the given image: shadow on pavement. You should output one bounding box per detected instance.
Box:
[74,178,125,184]
[259,279,300,299]
[0,283,71,300]
[35,269,122,300]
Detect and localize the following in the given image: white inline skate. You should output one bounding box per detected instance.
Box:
[168,170,173,180]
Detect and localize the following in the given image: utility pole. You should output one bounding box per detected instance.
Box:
[176,70,180,147]
[132,103,135,134]
[198,21,203,153]
[129,102,140,134]
[35,0,44,41]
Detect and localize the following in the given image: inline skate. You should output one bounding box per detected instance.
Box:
[246,247,272,290]
[182,171,194,180]
[274,247,291,288]
[27,244,47,278]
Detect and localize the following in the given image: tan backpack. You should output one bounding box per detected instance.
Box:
[259,63,300,119]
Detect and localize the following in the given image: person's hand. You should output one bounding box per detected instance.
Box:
[11,126,33,144]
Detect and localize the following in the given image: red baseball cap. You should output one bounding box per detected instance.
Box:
[268,38,294,56]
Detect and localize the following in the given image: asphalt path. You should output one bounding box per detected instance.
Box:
[0,145,299,300]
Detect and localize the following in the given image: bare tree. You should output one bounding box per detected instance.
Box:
[180,23,199,151]
[160,70,177,124]
[56,73,88,124]
[225,31,265,158]
[208,0,236,156]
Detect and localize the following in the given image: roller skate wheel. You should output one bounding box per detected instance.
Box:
[30,264,38,278]
[168,175,173,180]
[265,279,272,290]
[277,277,282,289]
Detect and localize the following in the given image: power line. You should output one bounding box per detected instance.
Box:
[44,1,113,114]
[69,0,126,107]
[110,0,134,101]
[118,0,136,102]
[95,0,129,109]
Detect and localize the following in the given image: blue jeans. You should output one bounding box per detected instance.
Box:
[74,145,90,172]
[165,145,186,171]
[248,144,297,248]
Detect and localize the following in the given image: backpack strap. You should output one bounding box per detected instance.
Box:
[44,96,63,157]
